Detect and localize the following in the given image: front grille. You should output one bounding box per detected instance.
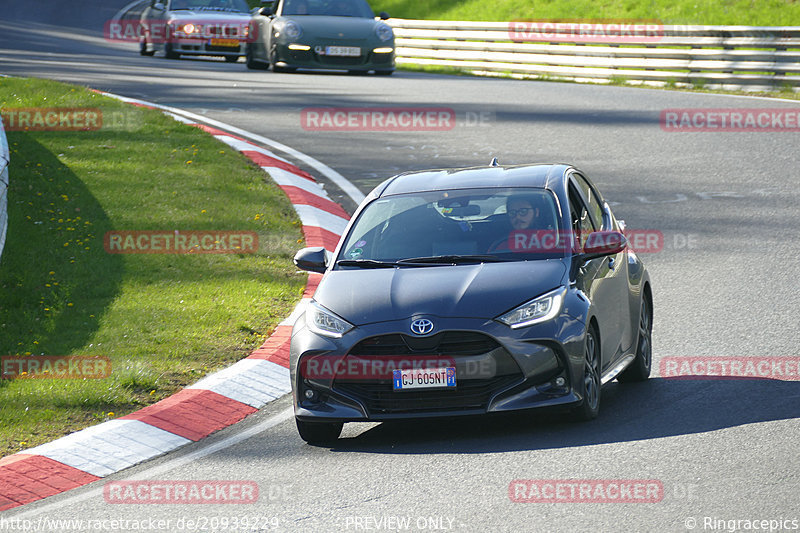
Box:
[335,375,521,414]
[349,331,500,357]
[335,332,522,415]
[206,44,241,52]
[319,55,364,66]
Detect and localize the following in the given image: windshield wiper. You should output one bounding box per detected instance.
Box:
[336,259,399,269]
[396,255,508,264]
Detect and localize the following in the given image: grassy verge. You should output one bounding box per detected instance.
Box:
[370,0,800,25]
[0,77,305,457]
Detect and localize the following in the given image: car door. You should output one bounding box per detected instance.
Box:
[251,0,277,58]
[143,0,168,52]
[568,174,628,373]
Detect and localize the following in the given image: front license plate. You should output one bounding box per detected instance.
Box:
[393,367,456,391]
[210,38,239,47]
[325,46,361,57]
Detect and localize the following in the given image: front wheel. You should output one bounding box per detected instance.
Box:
[246,45,269,70]
[164,42,180,59]
[571,326,601,421]
[270,46,295,72]
[140,38,155,56]
[296,419,343,445]
[617,296,652,382]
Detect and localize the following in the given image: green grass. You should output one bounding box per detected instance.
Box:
[370,0,800,25]
[0,77,306,457]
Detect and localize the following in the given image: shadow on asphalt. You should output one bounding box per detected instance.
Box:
[323,377,800,454]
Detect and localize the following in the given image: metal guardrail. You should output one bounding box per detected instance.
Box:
[387,19,800,89]
[0,115,9,264]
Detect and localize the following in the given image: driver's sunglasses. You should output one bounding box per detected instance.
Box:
[508,207,533,218]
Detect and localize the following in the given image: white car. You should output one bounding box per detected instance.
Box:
[139,0,253,61]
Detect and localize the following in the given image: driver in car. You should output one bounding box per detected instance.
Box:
[489,195,552,252]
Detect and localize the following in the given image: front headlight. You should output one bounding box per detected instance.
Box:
[375,23,393,42]
[283,20,302,39]
[496,287,566,329]
[306,301,354,338]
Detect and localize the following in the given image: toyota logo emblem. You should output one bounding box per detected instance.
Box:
[410,318,434,335]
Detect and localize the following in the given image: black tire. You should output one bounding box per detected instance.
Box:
[571,326,601,421]
[270,46,295,72]
[246,45,269,70]
[224,55,239,63]
[164,42,180,59]
[375,70,394,76]
[140,39,155,56]
[617,296,652,382]
[296,419,343,445]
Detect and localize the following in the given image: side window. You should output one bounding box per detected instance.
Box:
[573,174,605,230]
[569,184,596,250]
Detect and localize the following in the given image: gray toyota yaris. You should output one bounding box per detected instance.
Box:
[290,163,653,444]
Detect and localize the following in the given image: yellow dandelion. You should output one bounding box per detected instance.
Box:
[107,412,115,417]
[67,303,74,307]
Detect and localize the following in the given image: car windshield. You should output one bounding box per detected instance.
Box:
[282,0,375,18]
[169,0,250,13]
[337,188,570,267]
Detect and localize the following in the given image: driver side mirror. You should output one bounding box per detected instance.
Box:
[259,6,273,16]
[379,11,390,20]
[153,2,166,10]
[293,247,330,274]
[581,231,627,260]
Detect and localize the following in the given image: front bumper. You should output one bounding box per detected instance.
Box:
[275,42,395,71]
[170,38,245,57]
[291,314,586,422]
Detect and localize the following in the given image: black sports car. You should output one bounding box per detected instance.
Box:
[290,163,653,444]
[246,0,394,74]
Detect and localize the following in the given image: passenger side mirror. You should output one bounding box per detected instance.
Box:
[153,2,166,10]
[379,11,390,20]
[259,6,273,16]
[293,247,330,274]
[581,231,627,260]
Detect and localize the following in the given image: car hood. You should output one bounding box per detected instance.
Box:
[283,16,380,39]
[168,11,250,22]
[314,260,568,325]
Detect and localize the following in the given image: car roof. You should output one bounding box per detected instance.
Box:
[376,164,572,197]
